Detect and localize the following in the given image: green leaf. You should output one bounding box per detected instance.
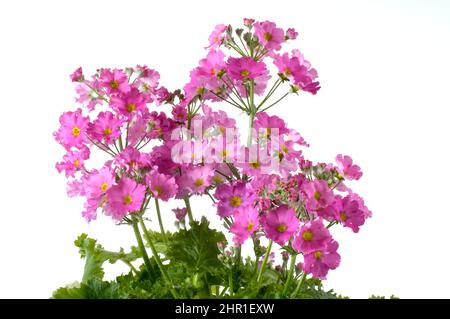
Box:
[166,219,226,274]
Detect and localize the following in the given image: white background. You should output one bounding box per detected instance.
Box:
[1,0,449,298]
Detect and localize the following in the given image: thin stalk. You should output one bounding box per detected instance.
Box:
[259,91,290,113]
[256,239,273,284]
[291,272,306,298]
[131,219,154,280]
[138,216,179,298]
[154,198,167,243]
[282,254,297,296]
[183,196,194,223]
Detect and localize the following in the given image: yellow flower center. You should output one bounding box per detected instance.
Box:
[211,68,216,75]
[282,145,289,153]
[277,223,287,233]
[247,223,254,231]
[340,211,348,221]
[264,32,272,41]
[314,191,321,200]
[110,80,119,89]
[314,251,323,259]
[100,182,108,191]
[229,196,242,207]
[126,103,136,113]
[285,68,292,75]
[213,175,224,184]
[123,195,133,205]
[73,159,80,166]
[241,69,250,77]
[72,126,80,137]
[194,178,204,187]
[196,87,205,95]
[302,230,313,241]
[103,127,112,136]
[154,185,164,195]
[250,161,261,169]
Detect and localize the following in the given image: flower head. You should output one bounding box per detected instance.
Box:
[302,180,335,211]
[99,68,130,94]
[105,177,145,220]
[146,170,178,202]
[87,111,123,144]
[207,24,227,49]
[172,207,187,221]
[254,21,285,51]
[230,206,260,245]
[54,109,89,150]
[292,218,331,254]
[214,181,255,218]
[303,240,340,279]
[227,57,267,81]
[335,154,363,180]
[70,67,83,82]
[261,205,299,245]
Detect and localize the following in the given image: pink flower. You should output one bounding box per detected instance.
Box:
[199,50,226,78]
[254,21,284,51]
[286,28,298,40]
[55,146,90,177]
[70,67,83,82]
[348,190,372,219]
[177,165,214,196]
[243,18,255,27]
[206,24,227,49]
[54,109,89,150]
[85,167,114,199]
[291,50,320,94]
[227,57,268,81]
[75,83,103,111]
[214,181,255,218]
[254,112,290,137]
[332,195,366,233]
[172,207,187,221]
[99,68,130,94]
[172,104,188,123]
[146,170,178,202]
[292,218,331,254]
[110,88,147,118]
[87,111,123,144]
[303,240,340,279]
[106,177,145,220]
[302,180,335,211]
[261,205,299,245]
[115,146,142,172]
[230,206,260,245]
[335,154,363,180]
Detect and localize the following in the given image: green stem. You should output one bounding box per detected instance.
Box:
[259,91,290,113]
[291,272,306,298]
[247,111,255,147]
[131,219,154,280]
[154,198,167,243]
[256,239,273,284]
[228,270,234,297]
[183,197,194,223]
[138,216,179,299]
[282,254,297,296]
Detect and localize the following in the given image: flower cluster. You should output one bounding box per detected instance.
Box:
[55,18,370,288]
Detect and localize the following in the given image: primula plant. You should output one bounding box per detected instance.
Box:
[53,19,371,299]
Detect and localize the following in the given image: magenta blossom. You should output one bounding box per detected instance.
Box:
[70,67,83,82]
[303,240,341,279]
[106,177,145,220]
[230,206,260,245]
[254,21,284,51]
[261,205,299,245]
[172,207,187,221]
[87,111,123,144]
[85,167,114,199]
[110,88,147,118]
[99,68,130,94]
[146,170,178,202]
[177,165,214,196]
[286,28,298,40]
[207,24,227,49]
[332,195,366,233]
[227,57,267,81]
[214,181,255,218]
[292,218,331,254]
[54,108,89,150]
[55,146,90,177]
[302,180,335,211]
[335,154,363,180]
